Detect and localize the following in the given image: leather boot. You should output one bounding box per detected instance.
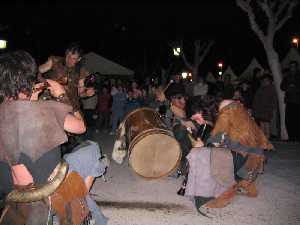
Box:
[237,180,258,197]
[205,186,237,208]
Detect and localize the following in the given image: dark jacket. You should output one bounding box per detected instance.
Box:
[252,84,277,121]
[280,72,300,104]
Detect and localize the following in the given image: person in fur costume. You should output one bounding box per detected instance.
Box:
[204,99,273,208]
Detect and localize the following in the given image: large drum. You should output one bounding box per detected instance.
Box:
[123,107,181,179]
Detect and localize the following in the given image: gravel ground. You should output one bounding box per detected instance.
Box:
[90,131,300,225]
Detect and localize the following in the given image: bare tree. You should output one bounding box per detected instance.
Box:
[169,40,214,82]
[180,40,214,82]
[236,0,298,140]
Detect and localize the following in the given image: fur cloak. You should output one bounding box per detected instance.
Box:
[211,101,273,172]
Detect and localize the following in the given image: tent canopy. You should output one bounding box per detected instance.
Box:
[281,48,300,70]
[83,52,134,76]
[239,58,264,81]
[205,72,216,83]
[222,66,238,81]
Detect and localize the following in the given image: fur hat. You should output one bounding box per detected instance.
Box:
[164,83,186,100]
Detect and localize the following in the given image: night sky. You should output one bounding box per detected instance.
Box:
[1,1,299,77]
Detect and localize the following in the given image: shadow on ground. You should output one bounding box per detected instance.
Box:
[96,201,188,212]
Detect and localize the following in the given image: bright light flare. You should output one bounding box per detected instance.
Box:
[181,72,188,79]
[292,38,299,44]
[0,40,7,49]
[173,47,181,56]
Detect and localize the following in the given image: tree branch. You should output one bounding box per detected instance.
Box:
[275,0,289,18]
[197,40,214,65]
[258,0,276,36]
[181,50,193,70]
[236,0,266,43]
[275,0,298,31]
[270,0,277,10]
[192,40,202,65]
[258,0,274,21]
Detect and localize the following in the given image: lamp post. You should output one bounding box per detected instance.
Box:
[217,62,223,76]
[292,37,299,48]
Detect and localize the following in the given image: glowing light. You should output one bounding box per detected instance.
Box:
[218,62,223,68]
[188,73,192,77]
[292,38,299,44]
[173,47,181,56]
[292,37,299,48]
[0,40,7,49]
[218,71,222,76]
[181,72,188,79]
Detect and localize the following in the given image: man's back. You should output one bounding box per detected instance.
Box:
[0,100,72,192]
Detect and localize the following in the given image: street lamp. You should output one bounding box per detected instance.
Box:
[173,47,181,56]
[181,72,188,79]
[292,37,299,48]
[0,39,7,49]
[217,62,223,76]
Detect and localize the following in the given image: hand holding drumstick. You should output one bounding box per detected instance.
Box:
[156,80,174,102]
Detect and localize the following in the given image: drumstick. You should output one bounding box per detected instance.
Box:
[200,124,207,139]
[157,80,174,101]
[162,80,174,93]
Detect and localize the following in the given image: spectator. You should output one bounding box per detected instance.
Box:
[222,74,235,99]
[193,76,208,97]
[240,81,254,110]
[280,61,300,142]
[110,85,127,135]
[97,86,111,132]
[81,86,98,137]
[232,87,244,104]
[252,74,277,139]
[251,67,263,94]
[124,88,141,114]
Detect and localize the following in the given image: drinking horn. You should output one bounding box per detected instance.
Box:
[6,160,68,203]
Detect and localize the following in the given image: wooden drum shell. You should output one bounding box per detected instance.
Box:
[123,107,181,179]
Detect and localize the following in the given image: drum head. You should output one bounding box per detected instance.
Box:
[129,131,181,179]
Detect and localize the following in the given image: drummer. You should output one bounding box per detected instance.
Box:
[183,99,273,215]
[157,82,192,177]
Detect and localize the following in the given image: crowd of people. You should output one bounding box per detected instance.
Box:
[83,60,299,144]
[0,40,299,223]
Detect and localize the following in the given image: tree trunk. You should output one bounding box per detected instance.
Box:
[192,63,199,82]
[264,44,289,140]
[161,68,167,86]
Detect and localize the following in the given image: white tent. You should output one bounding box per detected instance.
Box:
[205,72,216,83]
[281,48,300,70]
[239,58,264,81]
[83,52,134,76]
[222,66,238,81]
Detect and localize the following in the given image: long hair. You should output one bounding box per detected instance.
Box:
[0,50,37,101]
